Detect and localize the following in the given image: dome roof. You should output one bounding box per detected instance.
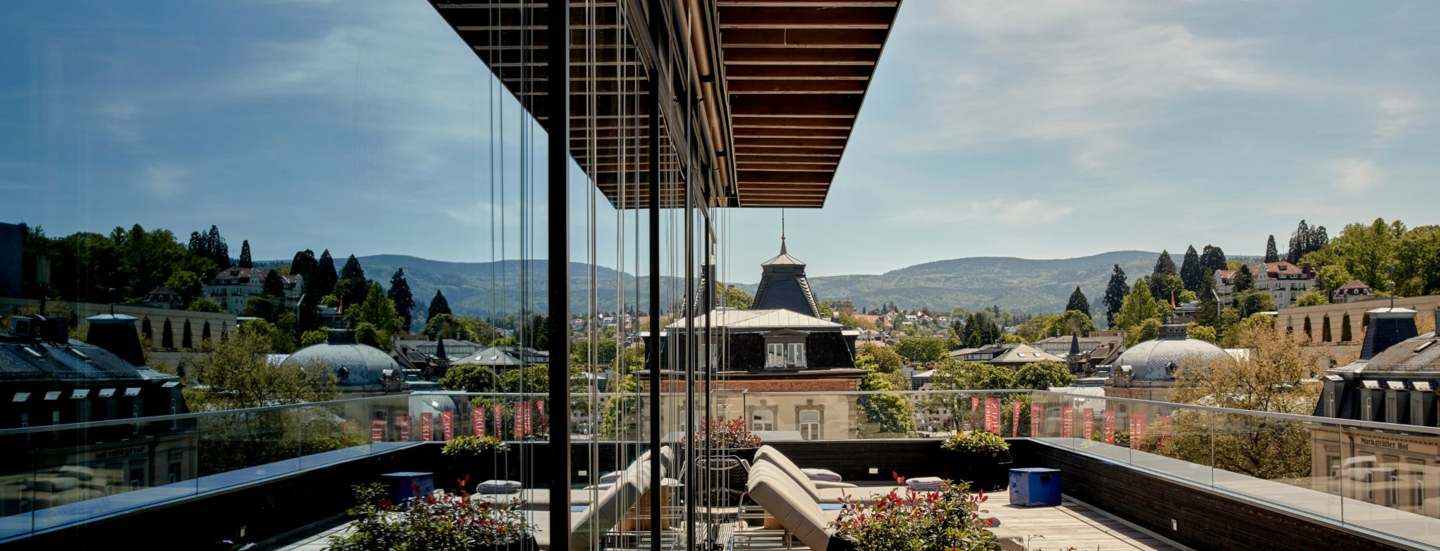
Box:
[281,342,403,392]
[1115,334,1228,382]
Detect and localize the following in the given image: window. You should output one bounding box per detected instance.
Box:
[766,343,785,368]
[1415,470,1426,513]
[752,409,774,431]
[785,343,806,368]
[799,410,820,440]
[1328,457,1341,495]
[1391,470,1401,508]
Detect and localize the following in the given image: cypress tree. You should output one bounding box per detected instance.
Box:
[162,319,174,349]
[262,269,286,298]
[1179,245,1202,292]
[335,254,367,309]
[1303,316,1313,341]
[1102,264,1129,328]
[1066,286,1091,317]
[1153,250,1178,277]
[1341,312,1353,342]
[1200,245,1228,277]
[182,319,193,349]
[388,268,416,332]
[1322,314,1333,342]
[429,290,452,321]
[238,240,253,268]
[1234,265,1254,293]
[1264,235,1279,263]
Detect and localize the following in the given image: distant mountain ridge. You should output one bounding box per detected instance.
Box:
[350,250,1168,319]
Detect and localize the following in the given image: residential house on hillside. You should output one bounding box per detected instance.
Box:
[1253,261,1315,309]
[201,267,303,316]
[1334,280,1375,303]
[947,343,1064,368]
[1214,269,1237,302]
[142,286,184,309]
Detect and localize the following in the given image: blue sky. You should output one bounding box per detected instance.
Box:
[1,0,1437,283]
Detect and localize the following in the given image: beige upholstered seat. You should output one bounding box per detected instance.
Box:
[746,462,837,551]
[754,446,893,505]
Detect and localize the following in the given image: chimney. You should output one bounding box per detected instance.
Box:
[1359,307,1419,360]
[33,315,69,344]
[1302,261,1312,274]
[85,313,147,367]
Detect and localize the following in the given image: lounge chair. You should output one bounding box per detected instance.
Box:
[754,446,896,505]
[744,461,850,551]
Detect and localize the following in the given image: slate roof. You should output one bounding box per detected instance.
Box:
[751,239,820,318]
[454,347,525,367]
[1114,334,1228,381]
[987,344,1064,365]
[666,308,842,331]
[0,337,177,383]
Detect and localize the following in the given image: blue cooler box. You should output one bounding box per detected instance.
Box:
[382,471,435,506]
[1008,468,1061,507]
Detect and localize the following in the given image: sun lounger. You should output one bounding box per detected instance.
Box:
[754,446,898,505]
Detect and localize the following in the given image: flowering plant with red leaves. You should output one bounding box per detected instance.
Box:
[829,476,1000,551]
[690,416,762,449]
[327,480,532,551]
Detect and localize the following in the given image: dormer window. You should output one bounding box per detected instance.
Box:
[762,329,808,369]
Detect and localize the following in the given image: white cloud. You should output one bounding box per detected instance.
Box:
[139,163,187,199]
[1330,158,1377,195]
[1374,95,1420,142]
[897,197,1073,228]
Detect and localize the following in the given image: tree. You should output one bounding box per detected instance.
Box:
[300,330,328,347]
[723,286,753,310]
[1166,325,1319,479]
[1102,264,1129,328]
[188,225,232,270]
[1314,264,1352,298]
[1186,322,1217,344]
[1131,318,1161,345]
[346,283,403,347]
[1233,265,1254,293]
[313,250,339,298]
[1286,219,1329,264]
[165,270,203,305]
[1341,312,1353,342]
[1147,273,1185,306]
[1013,361,1074,390]
[334,255,368,310]
[1264,235,1279,263]
[387,268,416,332]
[238,240,253,268]
[1152,250,1178,277]
[354,322,382,349]
[1303,316,1312,341]
[953,312,1001,348]
[857,343,903,373]
[1235,291,1276,318]
[1293,291,1328,307]
[893,337,948,363]
[1200,245,1228,277]
[184,330,336,411]
[428,290,452,321]
[1321,314,1333,343]
[1050,310,1097,338]
[1179,246,1203,292]
[291,249,318,284]
[441,365,499,393]
[1113,278,1165,333]
[1065,286,1090,317]
[187,297,224,313]
[262,269,286,298]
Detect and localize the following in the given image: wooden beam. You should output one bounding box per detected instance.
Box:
[720,28,889,48]
[724,65,872,79]
[732,127,850,138]
[730,94,863,116]
[735,137,847,148]
[721,48,879,65]
[736,170,834,183]
[732,116,853,128]
[717,7,896,29]
[728,80,867,94]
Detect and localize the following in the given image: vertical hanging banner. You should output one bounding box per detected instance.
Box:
[1132,412,1147,451]
[1030,403,1042,437]
[984,398,1000,434]
[494,404,504,439]
[442,410,454,441]
[537,399,546,434]
[421,412,433,442]
[397,415,410,442]
[522,400,533,435]
[1082,408,1094,440]
[1061,406,1073,438]
[371,417,384,443]
[1104,410,1115,445]
[970,397,980,431]
[1160,415,1173,448]
[473,408,485,437]
[513,403,524,439]
[1012,401,1022,437]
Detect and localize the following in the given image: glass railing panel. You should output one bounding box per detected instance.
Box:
[1074,397,1131,464]
[1209,412,1340,522]
[1336,424,1440,547]
[1121,400,1213,487]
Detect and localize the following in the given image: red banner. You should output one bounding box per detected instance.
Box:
[513,403,523,439]
[1104,410,1115,445]
[474,408,485,437]
[1030,403,1042,437]
[1012,400,1022,437]
[421,412,433,442]
[522,401,532,435]
[984,398,1000,434]
[1082,408,1094,440]
[442,410,454,441]
[1159,415,1173,447]
[970,397,980,431]
[397,415,410,442]
[1061,406,1073,438]
[537,400,546,433]
[1132,412,1147,451]
[371,417,384,443]
[494,404,504,439]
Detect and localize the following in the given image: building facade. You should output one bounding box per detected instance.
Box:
[1252,261,1315,309]
[201,267,303,316]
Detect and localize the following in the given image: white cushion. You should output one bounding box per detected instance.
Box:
[747,463,832,551]
[802,468,842,483]
[905,476,944,492]
[476,479,522,494]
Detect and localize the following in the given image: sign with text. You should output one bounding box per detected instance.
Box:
[474,408,485,437]
[1131,412,1146,451]
[514,403,524,439]
[371,418,384,443]
[985,398,1000,434]
[971,397,980,431]
[442,410,454,441]
[1061,406,1073,438]
[398,415,410,442]
[494,404,504,439]
[537,400,546,433]
[1159,415,1173,448]
[522,401,532,435]
[1013,400,1022,437]
[421,412,433,442]
[1082,408,1094,440]
[1030,403,1042,437]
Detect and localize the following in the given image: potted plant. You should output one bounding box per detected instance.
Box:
[691,417,763,463]
[940,431,1013,492]
[440,436,510,490]
[829,477,1002,551]
[327,482,534,551]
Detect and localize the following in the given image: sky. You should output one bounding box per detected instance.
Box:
[1,0,1437,283]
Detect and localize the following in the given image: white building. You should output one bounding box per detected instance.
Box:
[201,267,304,316]
[1253,261,1315,309]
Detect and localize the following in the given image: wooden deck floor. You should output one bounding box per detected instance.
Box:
[986,491,1182,551]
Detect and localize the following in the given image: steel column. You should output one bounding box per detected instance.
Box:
[546,0,572,548]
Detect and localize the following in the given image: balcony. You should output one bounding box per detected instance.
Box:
[3,390,1435,551]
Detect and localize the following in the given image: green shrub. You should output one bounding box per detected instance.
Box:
[941,431,1010,457]
[831,480,1001,551]
[441,435,509,458]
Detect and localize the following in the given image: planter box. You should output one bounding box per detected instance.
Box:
[940,449,1013,492]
